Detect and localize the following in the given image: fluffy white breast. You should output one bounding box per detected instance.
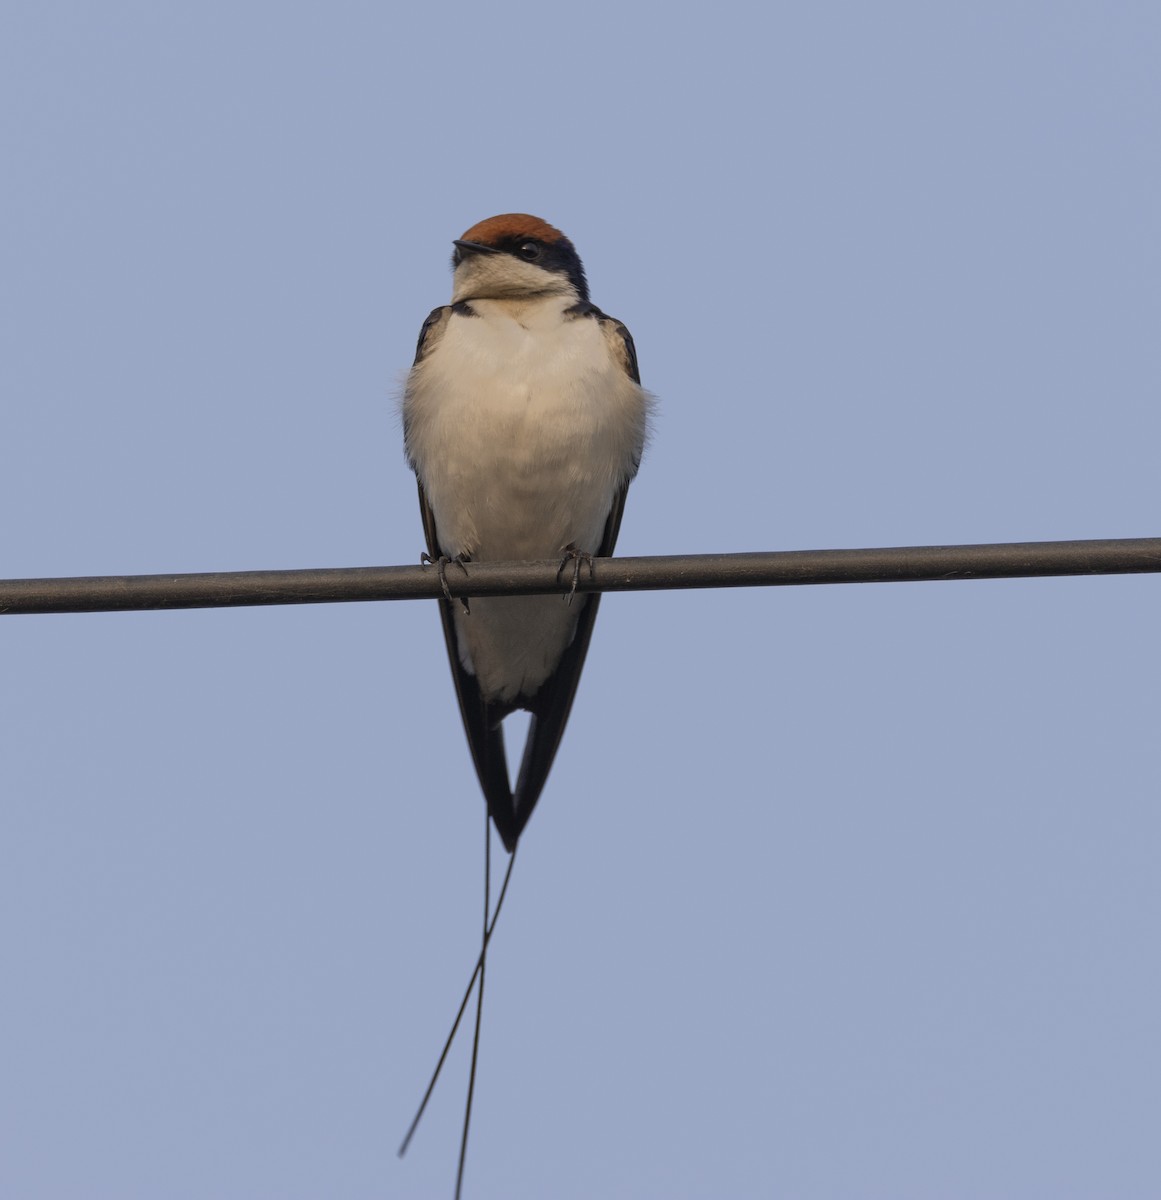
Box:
[403,296,648,703]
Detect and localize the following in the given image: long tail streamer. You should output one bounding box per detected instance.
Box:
[397,841,518,1166]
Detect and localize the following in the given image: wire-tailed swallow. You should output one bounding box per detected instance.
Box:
[403,214,651,851]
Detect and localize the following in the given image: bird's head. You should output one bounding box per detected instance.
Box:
[450,214,589,304]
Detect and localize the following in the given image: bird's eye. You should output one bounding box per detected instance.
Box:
[517,241,541,261]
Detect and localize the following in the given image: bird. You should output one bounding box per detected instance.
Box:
[399,215,651,1196]
[402,214,651,852]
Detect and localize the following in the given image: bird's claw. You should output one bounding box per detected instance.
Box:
[421,552,471,614]
[556,544,595,606]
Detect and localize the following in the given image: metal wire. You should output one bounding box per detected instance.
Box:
[1,537,1159,616]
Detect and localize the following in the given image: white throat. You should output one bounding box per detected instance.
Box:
[452,254,576,304]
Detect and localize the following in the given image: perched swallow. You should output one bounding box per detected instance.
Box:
[403,214,651,851]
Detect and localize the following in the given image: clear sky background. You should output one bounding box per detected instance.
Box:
[2,4,1159,1198]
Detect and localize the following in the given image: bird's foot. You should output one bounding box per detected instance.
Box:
[556,544,595,606]
[421,552,472,614]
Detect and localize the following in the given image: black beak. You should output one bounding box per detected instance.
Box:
[453,238,499,264]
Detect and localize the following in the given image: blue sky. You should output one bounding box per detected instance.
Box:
[2,4,1159,1198]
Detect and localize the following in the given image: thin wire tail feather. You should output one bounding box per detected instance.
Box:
[397,847,518,1159]
[454,810,491,1200]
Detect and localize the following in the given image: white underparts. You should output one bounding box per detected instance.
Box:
[403,291,649,704]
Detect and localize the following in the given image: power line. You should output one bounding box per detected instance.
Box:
[1,537,1158,616]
